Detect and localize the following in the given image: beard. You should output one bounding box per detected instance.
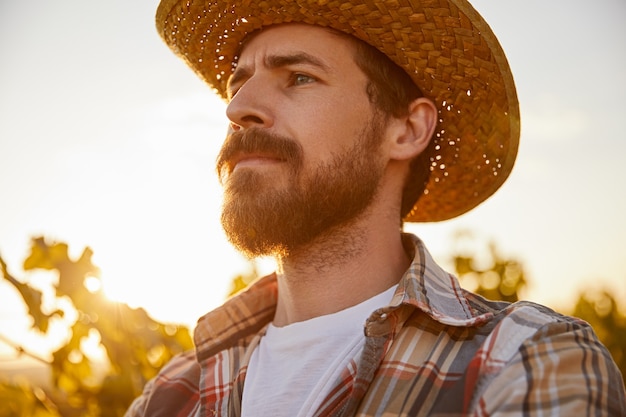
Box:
[216,116,387,259]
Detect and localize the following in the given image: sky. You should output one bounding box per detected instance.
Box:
[1,0,625,359]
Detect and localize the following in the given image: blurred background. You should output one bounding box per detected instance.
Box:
[1,0,625,415]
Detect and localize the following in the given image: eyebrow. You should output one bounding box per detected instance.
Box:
[227,52,331,95]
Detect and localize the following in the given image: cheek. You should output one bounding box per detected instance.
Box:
[282,90,375,163]
[314,104,373,143]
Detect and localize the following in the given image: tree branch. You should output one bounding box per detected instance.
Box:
[0,332,51,365]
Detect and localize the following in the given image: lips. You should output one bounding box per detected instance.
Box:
[230,152,284,172]
[218,151,283,184]
[216,128,304,184]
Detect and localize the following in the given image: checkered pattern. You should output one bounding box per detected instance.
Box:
[125,234,625,416]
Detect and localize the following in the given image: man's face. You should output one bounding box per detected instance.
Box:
[216,24,390,258]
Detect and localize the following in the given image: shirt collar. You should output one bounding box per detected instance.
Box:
[194,233,492,360]
[364,234,494,338]
[193,273,278,361]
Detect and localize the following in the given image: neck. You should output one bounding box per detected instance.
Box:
[272,211,410,327]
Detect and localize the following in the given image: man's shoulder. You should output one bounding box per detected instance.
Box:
[125,350,201,417]
[455,294,622,388]
[401,290,600,365]
[392,295,625,415]
[463,292,594,343]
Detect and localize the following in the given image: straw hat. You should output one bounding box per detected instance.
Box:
[155,0,520,222]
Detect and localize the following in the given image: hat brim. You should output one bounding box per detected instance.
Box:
[156,0,520,222]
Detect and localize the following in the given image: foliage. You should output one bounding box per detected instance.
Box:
[0,237,192,417]
[0,379,61,417]
[226,262,260,299]
[451,230,527,303]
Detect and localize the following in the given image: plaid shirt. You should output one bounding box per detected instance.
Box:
[126,234,626,416]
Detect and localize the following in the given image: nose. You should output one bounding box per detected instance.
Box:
[226,77,274,131]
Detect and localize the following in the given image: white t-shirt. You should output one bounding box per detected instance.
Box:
[241,285,397,417]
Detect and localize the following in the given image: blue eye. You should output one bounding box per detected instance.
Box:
[292,73,315,86]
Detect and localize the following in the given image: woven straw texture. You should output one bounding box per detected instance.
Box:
[156,0,520,222]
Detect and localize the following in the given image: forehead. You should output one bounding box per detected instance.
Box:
[234,23,357,68]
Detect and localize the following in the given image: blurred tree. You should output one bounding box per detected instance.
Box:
[226,262,260,298]
[451,229,527,303]
[0,237,192,417]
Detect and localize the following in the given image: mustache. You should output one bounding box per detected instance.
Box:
[216,128,303,183]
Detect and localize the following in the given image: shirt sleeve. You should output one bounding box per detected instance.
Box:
[476,320,626,416]
[124,350,201,417]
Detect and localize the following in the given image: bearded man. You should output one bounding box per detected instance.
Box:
[125,0,626,416]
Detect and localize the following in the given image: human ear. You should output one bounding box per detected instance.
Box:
[388,97,438,161]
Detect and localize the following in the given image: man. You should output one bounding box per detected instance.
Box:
[127,0,626,416]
